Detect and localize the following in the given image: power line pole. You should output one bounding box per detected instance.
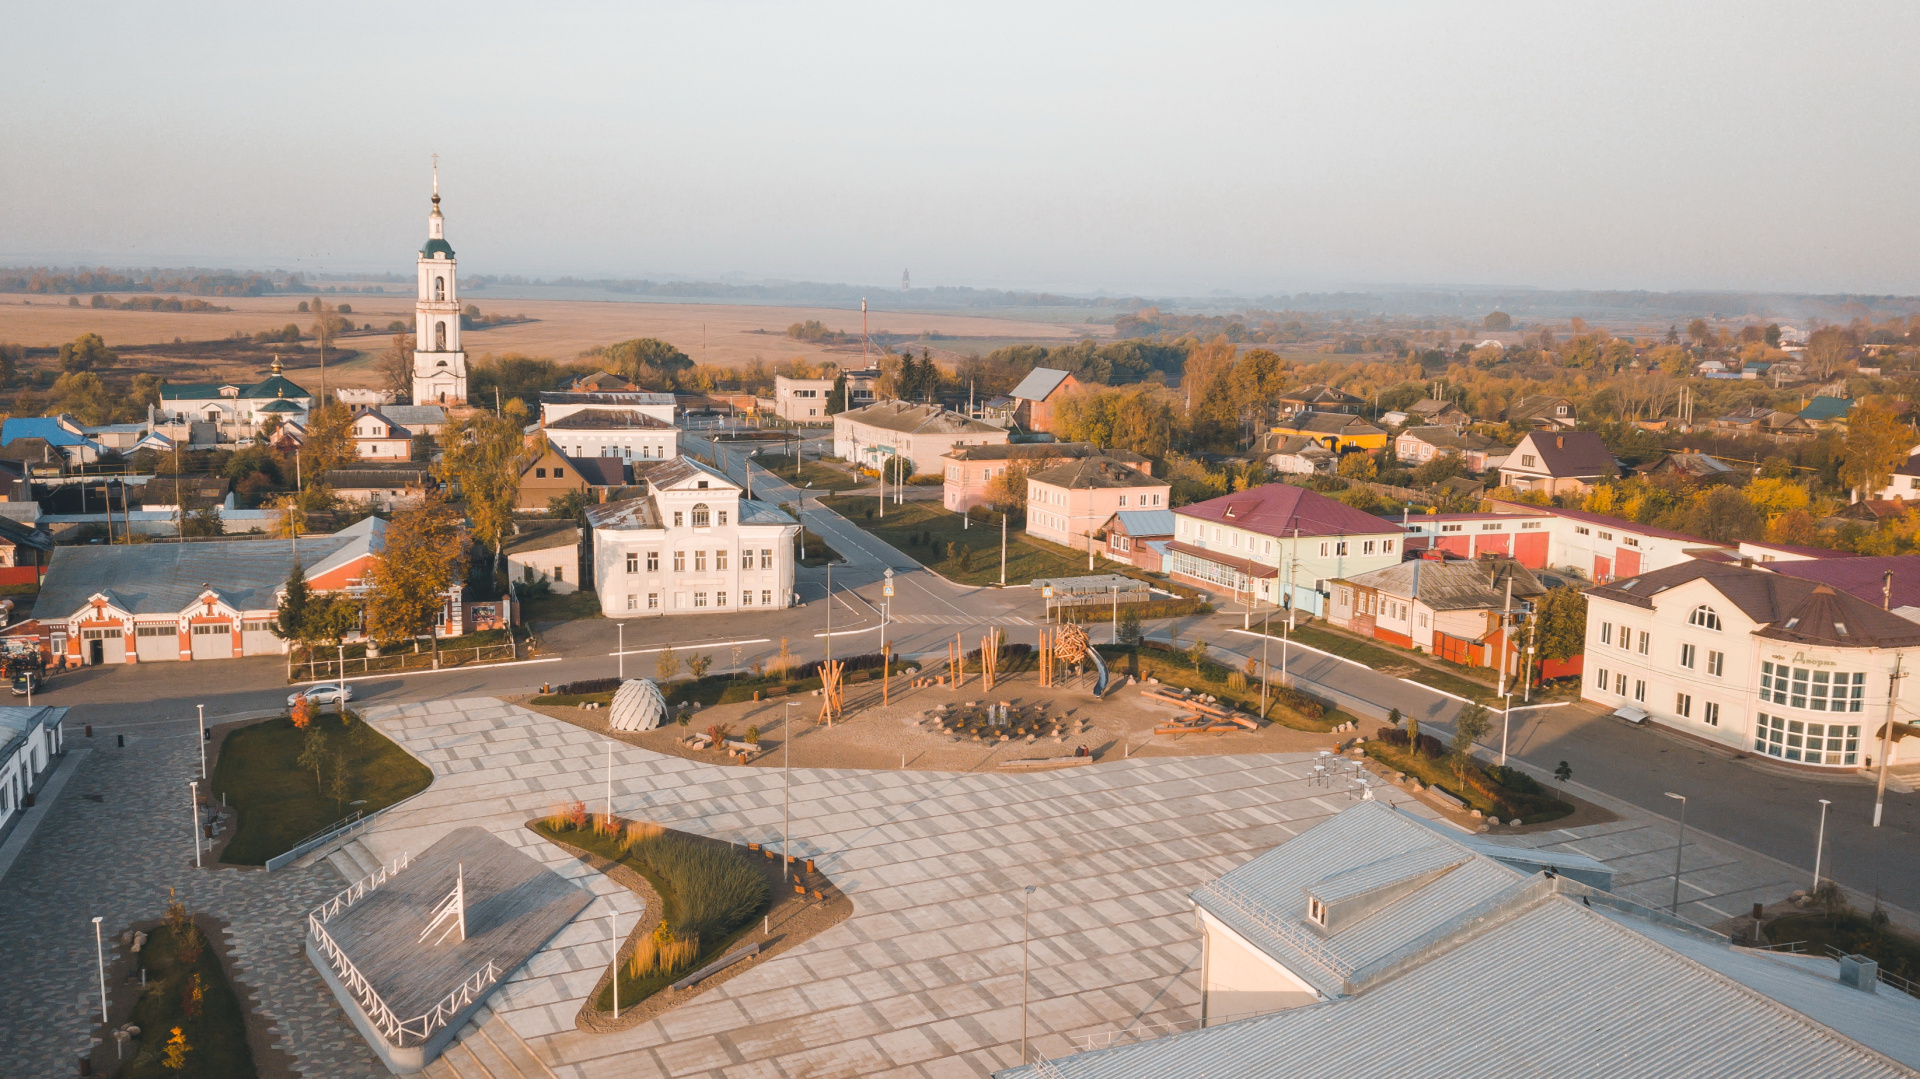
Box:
[1876,653,1906,827]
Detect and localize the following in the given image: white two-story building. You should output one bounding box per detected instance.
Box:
[1583,560,1920,770]
[1169,484,1405,616]
[586,457,800,617]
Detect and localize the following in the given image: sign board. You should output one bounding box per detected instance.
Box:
[1041,586,1054,599]
[883,582,894,597]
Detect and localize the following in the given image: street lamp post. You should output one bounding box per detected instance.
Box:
[1260,603,1273,717]
[882,568,893,653]
[92,914,108,1023]
[1665,791,1688,913]
[196,703,207,781]
[1020,885,1037,1064]
[1499,693,1513,766]
[617,622,625,680]
[783,701,792,881]
[189,780,201,868]
[337,642,347,715]
[605,740,613,820]
[1814,798,1833,889]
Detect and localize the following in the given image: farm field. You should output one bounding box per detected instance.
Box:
[0,293,1105,387]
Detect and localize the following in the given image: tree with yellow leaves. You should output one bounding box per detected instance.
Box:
[162,1027,190,1070]
[1840,402,1912,496]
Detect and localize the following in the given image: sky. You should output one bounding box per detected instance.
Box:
[4,1,1919,297]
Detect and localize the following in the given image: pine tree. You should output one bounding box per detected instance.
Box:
[276,562,311,644]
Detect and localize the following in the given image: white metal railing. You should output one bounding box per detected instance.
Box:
[1200,877,1354,982]
[1029,1060,1068,1079]
[310,852,411,925]
[304,851,501,1047]
[1823,944,1919,999]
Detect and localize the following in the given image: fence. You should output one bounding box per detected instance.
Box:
[289,641,518,683]
[265,809,365,871]
[307,852,502,1047]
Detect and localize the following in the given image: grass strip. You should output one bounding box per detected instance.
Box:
[212,714,432,865]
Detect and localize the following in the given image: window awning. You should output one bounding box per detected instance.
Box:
[1612,705,1649,724]
[1167,541,1279,579]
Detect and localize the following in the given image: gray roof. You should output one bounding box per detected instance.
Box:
[838,400,1004,436]
[544,409,673,431]
[1028,457,1164,491]
[0,706,65,763]
[738,499,798,526]
[1109,509,1175,537]
[379,405,447,428]
[501,520,579,555]
[1337,557,1545,611]
[999,801,1920,1079]
[1009,367,1073,402]
[37,517,383,618]
[539,391,677,408]
[1282,412,1384,436]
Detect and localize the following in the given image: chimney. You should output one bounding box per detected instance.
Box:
[1839,954,1880,994]
[1555,435,1565,449]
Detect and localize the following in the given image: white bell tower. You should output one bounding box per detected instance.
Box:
[412,158,468,405]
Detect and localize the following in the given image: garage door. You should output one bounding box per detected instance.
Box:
[1513,531,1548,569]
[189,624,233,660]
[242,621,282,656]
[135,626,179,662]
[81,628,126,665]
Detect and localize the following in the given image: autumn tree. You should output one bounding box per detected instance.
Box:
[1483,311,1511,330]
[57,332,116,373]
[377,332,415,401]
[302,401,356,480]
[1451,702,1491,782]
[1806,325,1858,380]
[1840,402,1912,495]
[433,398,532,577]
[1531,586,1587,664]
[1052,386,1178,462]
[604,337,692,389]
[275,562,313,645]
[364,495,470,665]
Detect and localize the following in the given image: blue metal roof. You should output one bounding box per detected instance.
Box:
[0,418,99,449]
[1111,508,1175,536]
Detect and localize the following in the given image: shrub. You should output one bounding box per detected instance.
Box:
[558,677,621,695]
[1485,764,1542,796]
[1272,685,1325,720]
[627,831,769,942]
[1375,726,1410,746]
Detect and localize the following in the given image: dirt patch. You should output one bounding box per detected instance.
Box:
[528,822,851,1032]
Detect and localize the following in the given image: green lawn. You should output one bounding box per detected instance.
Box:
[523,587,604,623]
[1249,622,1501,703]
[752,453,856,491]
[212,715,433,865]
[820,495,1142,587]
[1365,738,1573,824]
[529,820,771,1014]
[120,917,257,1078]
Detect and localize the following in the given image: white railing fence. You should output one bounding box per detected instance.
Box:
[310,852,412,925]
[1200,877,1354,982]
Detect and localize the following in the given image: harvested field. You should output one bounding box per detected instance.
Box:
[0,294,1102,386]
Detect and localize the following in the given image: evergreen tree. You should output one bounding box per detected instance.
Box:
[276,563,312,643]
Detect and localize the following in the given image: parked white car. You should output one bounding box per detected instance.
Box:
[288,684,355,708]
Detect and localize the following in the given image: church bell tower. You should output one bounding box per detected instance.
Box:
[412,160,469,405]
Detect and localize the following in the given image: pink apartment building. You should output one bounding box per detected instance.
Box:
[941,443,1147,513]
[1026,456,1169,552]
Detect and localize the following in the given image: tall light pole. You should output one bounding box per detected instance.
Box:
[1499,693,1513,766]
[605,740,613,820]
[196,703,207,781]
[1020,885,1037,1064]
[189,780,201,868]
[92,914,108,1024]
[337,642,347,715]
[1875,654,1905,827]
[617,623,625,679]
[1665,791,1687,914]
[609,907,620,1019]
[783,701,792,881]
[1814,798,1832,889]
[1000,513,1007,587]
[1260,603,1273,718]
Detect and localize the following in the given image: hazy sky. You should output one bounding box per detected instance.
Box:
[5,1,1918,296]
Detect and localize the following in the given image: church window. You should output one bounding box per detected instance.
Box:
[435,321,447,350]
[434,276,446,301]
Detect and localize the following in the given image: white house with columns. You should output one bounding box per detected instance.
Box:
[586,457,800,617]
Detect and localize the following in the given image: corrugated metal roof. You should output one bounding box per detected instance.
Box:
[1001,893,1920,1079]
[1010,367,1073,401]
[1336,557,1545,611]
[0,705,65,762]
[37,523,374,618]
[1176,484,1405,540]
[1307,844,1468,905]
[1110,509,1175,537]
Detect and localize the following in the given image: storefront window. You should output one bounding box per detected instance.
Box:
[1755,712,1860,765]
[1759,662,1866,712]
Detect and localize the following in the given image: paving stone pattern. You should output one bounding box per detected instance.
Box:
[356,699,1411,1078]
[0,727,390,1079]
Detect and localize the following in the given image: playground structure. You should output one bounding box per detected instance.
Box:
[1141,685,1261,735]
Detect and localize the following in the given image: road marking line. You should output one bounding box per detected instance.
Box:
[609,638,769,657]
[814,625,885,639]
[294,656,563,686]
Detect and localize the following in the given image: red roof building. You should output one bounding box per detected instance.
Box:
[1170,485,1407,614]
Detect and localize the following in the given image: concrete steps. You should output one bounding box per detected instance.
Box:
[430,1005,556,1079]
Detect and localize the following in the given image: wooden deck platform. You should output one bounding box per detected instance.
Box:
[326,826,592,1019]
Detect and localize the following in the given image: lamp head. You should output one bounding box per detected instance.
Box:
[1664,791,1685,802]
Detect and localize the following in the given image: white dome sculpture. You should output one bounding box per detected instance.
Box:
[607,679,668,732]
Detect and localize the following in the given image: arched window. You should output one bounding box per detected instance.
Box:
[435,321,447,350]
[691,503,711,528]
[1689,605,1722,630]
[434,275,446,301]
